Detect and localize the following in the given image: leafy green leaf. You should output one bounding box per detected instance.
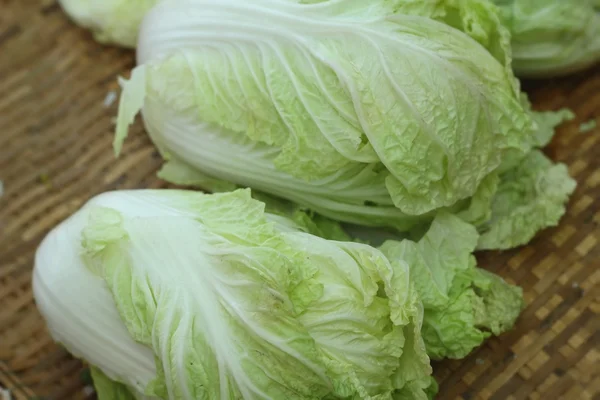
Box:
[478,150,576,250]
[380,213,523,359]
[91,367,136,400]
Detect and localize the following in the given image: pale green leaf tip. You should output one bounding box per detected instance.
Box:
[82,207,127,257]
[91,367,136,400]
[114,67,147,157]
[579,119,597,133]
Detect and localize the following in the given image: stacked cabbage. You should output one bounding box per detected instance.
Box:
[35,0,581,399]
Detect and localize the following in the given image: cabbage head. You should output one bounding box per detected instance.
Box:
[33,189,435,400]
[115,0,534,233]
[492,0,600,77]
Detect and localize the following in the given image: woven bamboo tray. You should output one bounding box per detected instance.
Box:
[1,1,599,399]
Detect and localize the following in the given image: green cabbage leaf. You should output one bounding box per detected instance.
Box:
[380,213,523,359]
